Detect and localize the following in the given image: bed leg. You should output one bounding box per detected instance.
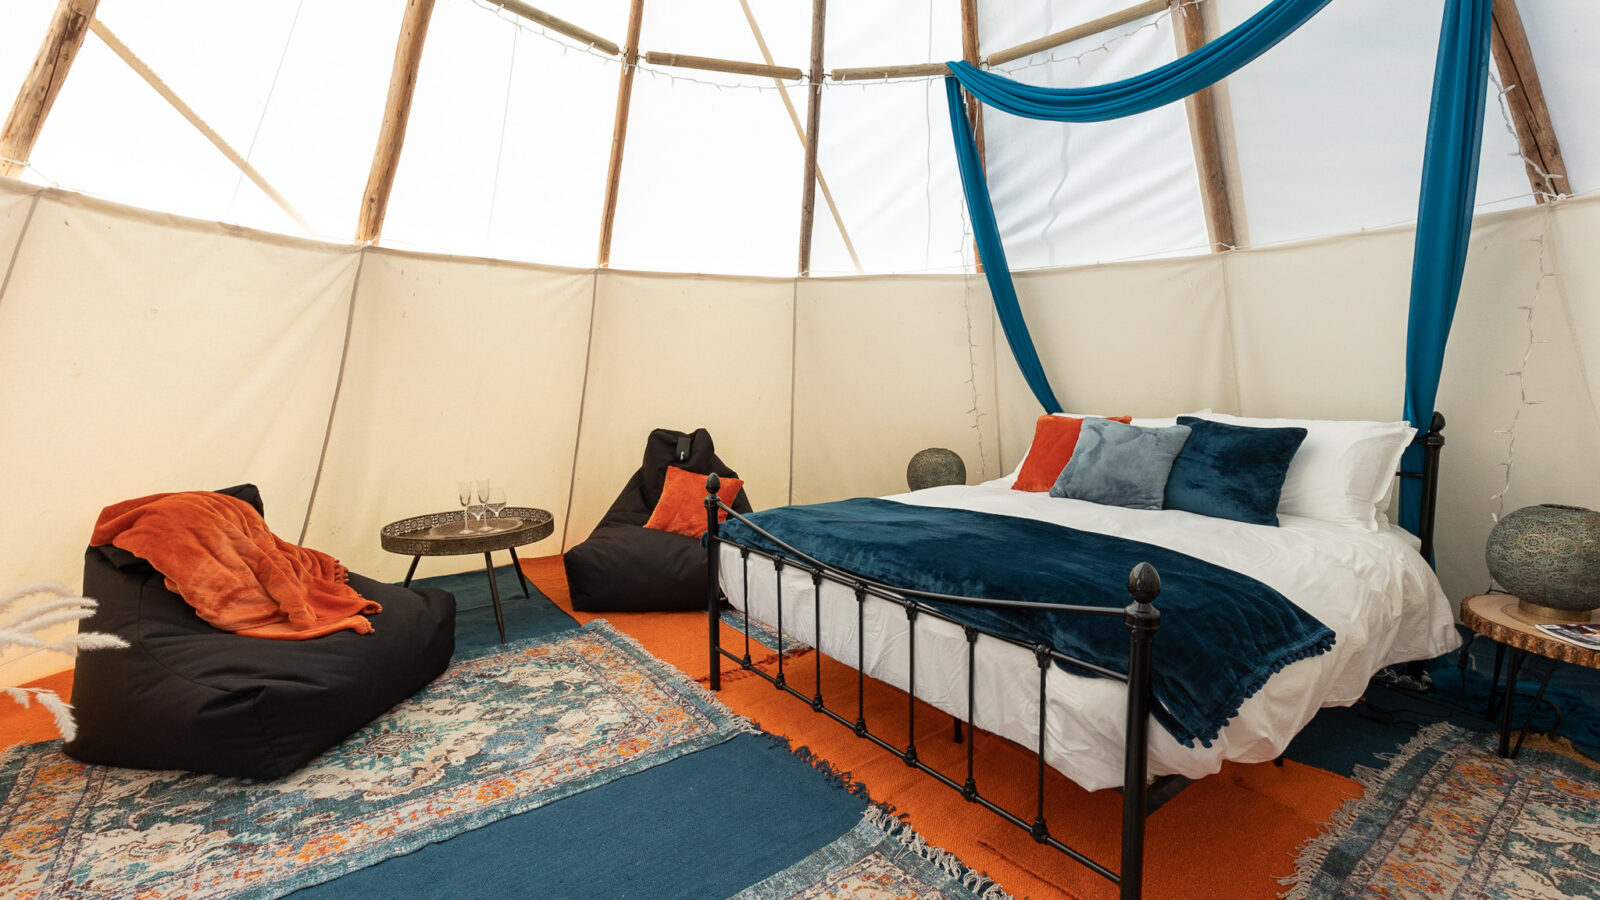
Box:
[706,474,723,693]
[1121,563,1162,900]
[953,716,964,743]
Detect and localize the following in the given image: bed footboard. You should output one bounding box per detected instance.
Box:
[704,474,1162,900]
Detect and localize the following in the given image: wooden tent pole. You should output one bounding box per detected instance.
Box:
[736,0,860,275]
[984,0,1168,67]
[796,0,826,276]
[833,0,1166,82]
[0,0,99,178]
[1170,0,1236,251]
[642,52,801,81]
[481,0,619,56]
[960,0,985,271]
[356,0,436,244]
[831,62,948,82]
[1490,0,1566,201]
[597,0,644,268]
[89,21,313,233]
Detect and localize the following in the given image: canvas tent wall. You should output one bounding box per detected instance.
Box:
[2,0,1599,684]
[4,177,1600,684]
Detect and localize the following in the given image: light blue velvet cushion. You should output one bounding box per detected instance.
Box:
[1049,418,1192,510]
[1164,416,1308,526]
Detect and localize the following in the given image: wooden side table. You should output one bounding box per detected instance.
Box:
[1460,593,1600,758]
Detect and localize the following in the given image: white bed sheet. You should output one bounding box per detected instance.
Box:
[717,480,1460,791]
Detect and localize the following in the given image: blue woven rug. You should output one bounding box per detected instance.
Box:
[734,806,1010,899]
[1285,722,1600,898]
[0,622,751,898]
[2,612,1008,899]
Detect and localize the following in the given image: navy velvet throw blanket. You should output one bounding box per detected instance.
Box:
[717,499,1335,748]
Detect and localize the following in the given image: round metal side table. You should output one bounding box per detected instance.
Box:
[381,507,554,643]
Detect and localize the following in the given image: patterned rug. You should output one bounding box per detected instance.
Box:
[0,622,753,899]
[1285,722,1600,898]
[735,806,1011,899]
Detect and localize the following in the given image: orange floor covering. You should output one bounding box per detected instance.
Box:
[1,669,76,749]
[1,561,1361,899]
[523,554,1361,900]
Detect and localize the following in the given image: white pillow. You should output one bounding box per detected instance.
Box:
[1195,413,1416,531]
[1005,410,1212,479]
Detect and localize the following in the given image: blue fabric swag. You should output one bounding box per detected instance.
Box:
[942,0,1332,415]
[718,498,1336,748]
[945,0,1493,535]
[1401,0,1493,534]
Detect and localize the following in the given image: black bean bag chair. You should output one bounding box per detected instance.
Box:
[564,428,750,611]
[64,484,456,781]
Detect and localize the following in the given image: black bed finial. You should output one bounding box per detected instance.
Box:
[1127,562,1161,604]
[705,472,721,496]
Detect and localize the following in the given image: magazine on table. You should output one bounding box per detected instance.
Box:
[1536,622,1600,651]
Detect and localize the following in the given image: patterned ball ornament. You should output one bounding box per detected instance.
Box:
[1486,504,1600,622]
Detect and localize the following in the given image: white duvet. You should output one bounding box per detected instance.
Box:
[717,479,1460,791]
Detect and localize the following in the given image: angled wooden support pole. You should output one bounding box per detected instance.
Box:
[90,21,313,232]
[357,0,436,244]
[0,0,100,177]
[1490,0,1566,201]
[1170,0,1236,252]
[597,0,645,268]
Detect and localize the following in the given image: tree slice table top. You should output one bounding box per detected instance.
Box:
[1460,593,1600,669]
[381,507,554,557]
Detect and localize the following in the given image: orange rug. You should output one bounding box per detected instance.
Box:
[1,669,76,749]
[4,561,1360,898]
[523,554,1360,899]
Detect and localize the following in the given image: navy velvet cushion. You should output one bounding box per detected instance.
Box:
[1049,418,1192,510]
[1164,416,1308,526]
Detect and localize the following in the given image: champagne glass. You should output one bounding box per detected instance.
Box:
[456,480,474,534]
[467,491,488,533]
[474,478,492,532]
[485,487,507,527]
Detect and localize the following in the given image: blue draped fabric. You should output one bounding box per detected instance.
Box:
[1400,0,1493,534]
[946,78,1060,413]
[944,0,1329,122]
[943,0,1331,415]
[945,0,1492,537]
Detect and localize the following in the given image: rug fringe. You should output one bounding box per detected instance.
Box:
[862,805,1014,900]
[581,620,761,737]
[756,731,881,807]
[1278,720,1457,899]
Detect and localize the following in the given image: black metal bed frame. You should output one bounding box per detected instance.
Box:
[702,412,1446,900]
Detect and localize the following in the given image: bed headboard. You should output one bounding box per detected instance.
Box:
[1398,411,1446,566]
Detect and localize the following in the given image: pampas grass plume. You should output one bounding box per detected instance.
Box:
[1,582,128,741]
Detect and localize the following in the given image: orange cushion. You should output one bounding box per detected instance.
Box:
[644,466,745,538]
[1011,414,1132,492]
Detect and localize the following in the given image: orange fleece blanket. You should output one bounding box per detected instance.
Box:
[91,491,379,640]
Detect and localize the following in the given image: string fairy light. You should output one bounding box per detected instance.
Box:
[992,0,1205,77]
[956,193,992,481]
[1488,71,1567,203]
[1484,70,1563,542]
[1485,215,1554,528]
